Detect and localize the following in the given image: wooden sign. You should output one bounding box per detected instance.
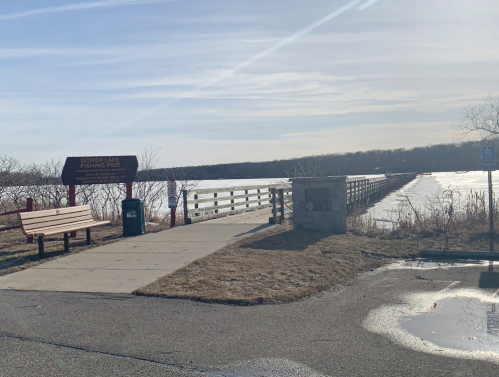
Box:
[61,156,138,186]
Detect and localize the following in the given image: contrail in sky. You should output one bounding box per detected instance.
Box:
[119,0,363,129]
[0,0,176,21]
[359,0,381,11]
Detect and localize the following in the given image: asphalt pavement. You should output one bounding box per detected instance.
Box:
[1,261,499,376]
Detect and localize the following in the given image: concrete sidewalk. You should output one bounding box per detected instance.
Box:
[0,223,272,294]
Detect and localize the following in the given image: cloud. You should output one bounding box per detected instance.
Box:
[0,0,177,21]
[359,0,381,11]
[114,0,363,129]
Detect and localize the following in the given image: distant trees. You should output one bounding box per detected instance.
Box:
[285,155,344,177]
[140,140,487,180]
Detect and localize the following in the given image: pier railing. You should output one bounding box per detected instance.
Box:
[269,187,293,224]
[182,183,290,224]
[345,173,417,212]
[182,173,417,225]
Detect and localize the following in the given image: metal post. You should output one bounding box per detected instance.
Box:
[170,208,176,228]
[64,233,69,252]
[126,182,133,200]
[38,236,44,259]
[489,171,494,235]
[183,190,190,225]
[279,188,284,224]
[271,188,277,224]
[169,179,177,228]
[69,185,76,238]
[86,228,91,245]
[26,198,34,244]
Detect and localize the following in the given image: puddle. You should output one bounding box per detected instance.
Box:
[364,289,499,363]
[203,358,329,377]
[387,259,494,270]
[401,297,499,352]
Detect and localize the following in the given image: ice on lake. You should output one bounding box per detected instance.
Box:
[364,171,497,225]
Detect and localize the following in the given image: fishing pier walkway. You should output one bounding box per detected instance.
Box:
[182,173,417,225]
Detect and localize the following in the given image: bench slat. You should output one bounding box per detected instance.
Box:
[22,213,93,231]
[21,209,92,226]
[24,220,104,233]
[19,205,112,258]
[25,221,110,236]
[33,221,111,237]
[19,205,91,220]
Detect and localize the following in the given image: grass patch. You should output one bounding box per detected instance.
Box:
[134,224,495,305]
[0,222,170,276]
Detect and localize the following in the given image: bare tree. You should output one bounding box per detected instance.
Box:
[133,147,170,222]
[458,94,499,139]
[1,150,198,224]
[286,155,344,178]
[0,155,25,212]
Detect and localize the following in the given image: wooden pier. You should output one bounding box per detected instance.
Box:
[182,173,417,225]
[345,173,417,213]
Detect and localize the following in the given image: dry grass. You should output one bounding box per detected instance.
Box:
[0,222,170,277]
[134,223,496,305]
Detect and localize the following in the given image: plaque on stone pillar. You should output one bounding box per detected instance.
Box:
[304,188,331,211]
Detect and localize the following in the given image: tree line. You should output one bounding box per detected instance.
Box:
[2,140,495,186]
[143,139,491,180]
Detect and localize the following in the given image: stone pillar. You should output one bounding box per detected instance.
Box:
[291,176,347,233]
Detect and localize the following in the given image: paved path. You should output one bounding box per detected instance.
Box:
[0,264,498,376]
[0,221,273,294]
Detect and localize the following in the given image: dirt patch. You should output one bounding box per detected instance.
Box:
[0,222,170,277]
[135,224,492,305]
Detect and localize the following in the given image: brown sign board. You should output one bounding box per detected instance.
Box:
[61,156,138,186]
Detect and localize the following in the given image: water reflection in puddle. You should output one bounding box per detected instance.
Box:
[388,259,495,270]
[401,297,499,352]
[364,289,499,363]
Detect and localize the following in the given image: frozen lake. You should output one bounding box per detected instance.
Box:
[188,171,497,224]
[365,171,496,224]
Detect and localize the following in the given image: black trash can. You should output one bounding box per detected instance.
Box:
[122,199,145,236]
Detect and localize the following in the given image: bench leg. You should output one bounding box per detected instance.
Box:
[86,228,91,246]
[64,233,69,252]
[38,236,44,259]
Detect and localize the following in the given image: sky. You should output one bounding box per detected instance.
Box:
[1,0,499,168]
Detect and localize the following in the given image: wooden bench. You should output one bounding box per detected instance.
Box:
[19,205,110,258]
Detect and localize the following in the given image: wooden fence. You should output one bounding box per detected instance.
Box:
[0,197,34,243]
[345,173,417,212]
[269,187,292,224]
[182,173,417,225]
[182,183,290,224]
